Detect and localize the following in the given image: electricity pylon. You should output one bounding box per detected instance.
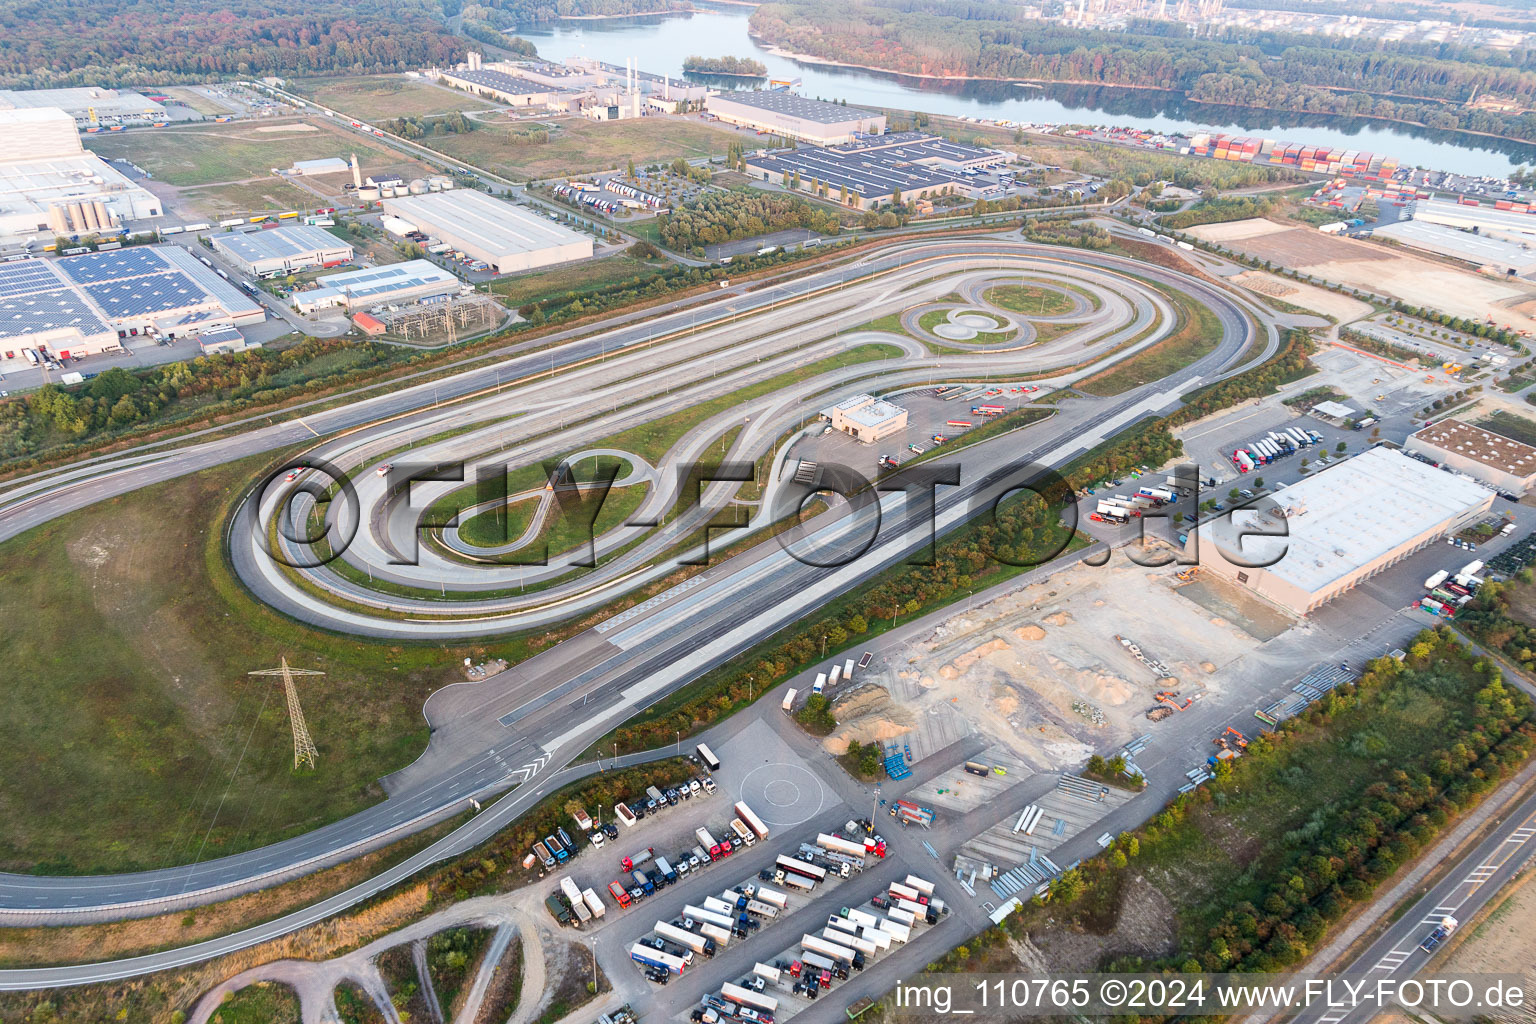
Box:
[249,658,324,770]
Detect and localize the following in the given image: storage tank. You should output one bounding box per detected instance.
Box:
[409,178,429,195]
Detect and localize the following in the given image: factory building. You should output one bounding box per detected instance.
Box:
[705,91,886,145]
[0,246,263,368]
[0,87,167,127]
[434,67,555,108]
[0,108,163,246]
[743,132,1006,209]
[211,224,354,278]
[1192,447,1493,616]
[381,190,591,274]
[1406,418,1536,496]
[291,260,463,313]
[822,394,908,444]
[1403,198,1536,245]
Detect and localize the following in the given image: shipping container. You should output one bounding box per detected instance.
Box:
[696,743,721,772]
[778,855,828,881]
[735,801,770,840]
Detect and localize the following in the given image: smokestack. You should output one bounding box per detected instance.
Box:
[351,152,362,189]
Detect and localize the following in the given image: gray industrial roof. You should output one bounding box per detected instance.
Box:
[709,90,877,124]
[383,191,588,260]
[1373,219,1536,271]
[746,132,1001,197]
[1208,447,1491,594]
[213,224,350,265]
[441,69,550,95]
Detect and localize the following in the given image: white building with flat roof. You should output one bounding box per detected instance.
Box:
[0,108,163,246]
[1406,418,1536,495]
[381,190,591,274]
[823,393,908,444]
[291,260,463,313]
[211,224,354,277]
[1193,446,1493,615]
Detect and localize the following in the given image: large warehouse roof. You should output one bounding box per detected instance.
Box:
[1208,447,1491,594]
[0,87,165,120]
[1373,219,1536,273]
[1411,418,1536,477]
[214,224,349,266]
[746,132,1000,198]
[0,259,109,337]
[383,190,588,262]
[710,90,877,124]
[441,69,550,96]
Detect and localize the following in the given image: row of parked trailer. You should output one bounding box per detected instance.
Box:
[552,182,621,215]
[1091,482,1178,525]
[1420,559,1486,618]
[604,179,666,210]
[1231,427,1323,473]
[712,874,942,1017]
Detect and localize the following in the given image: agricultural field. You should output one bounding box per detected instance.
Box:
[84,119,430,187]
[432,116,740,180]
[288,74,496,121]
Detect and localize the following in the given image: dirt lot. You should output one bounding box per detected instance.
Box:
[1229,269,1373,324]
[824,558,1260,772]
[1188,218,1536,334]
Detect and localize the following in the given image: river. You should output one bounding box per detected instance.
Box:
[513,4,1534,177]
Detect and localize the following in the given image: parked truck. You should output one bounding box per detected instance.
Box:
[582,888,606,919]
[684,905,735,931]
[614,802,637,827]
[545,894,574,925]
[778,855,828,882]
[697,921,732,946]
[622,847,654,872]
[656,920,713,956]
[630,943,687,975]
[735,801,770,840]
[803,933,859,965]
[722,982,779,1013]
[890,800,935,828]
[755,885,789,909]
[818,834,866,859]
[1424,569,1450,591]
[730,819,756,846]
[656,857,677,884]
[646,785,667,806]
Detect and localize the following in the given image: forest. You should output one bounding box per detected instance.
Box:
[656,190,842,249]
[747,0,1536,141]
[471,0,692,22]
[0,0,468,87]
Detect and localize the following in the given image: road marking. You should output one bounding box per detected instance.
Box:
[296,416,319,438]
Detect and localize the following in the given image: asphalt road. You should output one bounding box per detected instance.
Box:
[0,232,1285,989]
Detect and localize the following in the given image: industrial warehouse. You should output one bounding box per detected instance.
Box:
[431,54,705,120]
[290,259,463,313]
[0,86,168,126]
[0,246,263,367]
[705,91,886,145]
[0,107,162,247]
[1192,446,1494,616]
[381,189,592,274]
[436,66,556,108]
[743,131,1007,209]
[1373,197,1536,277]
[823,393,908,443]
[1406,419,1536,495]
[211,224,355,278]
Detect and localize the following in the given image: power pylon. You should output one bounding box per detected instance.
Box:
[249,658,324,770]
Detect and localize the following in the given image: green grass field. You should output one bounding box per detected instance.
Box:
[179,179,324,218]
[0,451,503,874]
[207,982,301,1024]
[289,74,496,121]
[985,283,1076,317]
[432,116,741,180]
[84,121,425,187]
[1077,291,1224,397]
[1480,410,1536,446]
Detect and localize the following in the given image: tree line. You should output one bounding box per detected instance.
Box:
[656,190,841,249]
[472,0,692,22]
[0,0,467,88]
[683,55,767,76]
[379,112,479,139]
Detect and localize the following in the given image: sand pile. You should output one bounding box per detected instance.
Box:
[823,684,915,754]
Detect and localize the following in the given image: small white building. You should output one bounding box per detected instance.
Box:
[823,394,908,444]
[290,157,350,176]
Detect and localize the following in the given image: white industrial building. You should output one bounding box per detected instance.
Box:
[290,157,351,176]
[0,108,163,246]
[1406,418,1536,495]
[435,67,556,108]
[211,224,354,278]
[291,260,464,313]
[1402,198,1536,244]
[0,87,167,126]
[705,91,886,145]
[0,246,263,369]
[1373,218,1536,277]
[381,190,591,274]
[1192,447,1494,616]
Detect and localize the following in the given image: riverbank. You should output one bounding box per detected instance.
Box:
[751,36,1536,151]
